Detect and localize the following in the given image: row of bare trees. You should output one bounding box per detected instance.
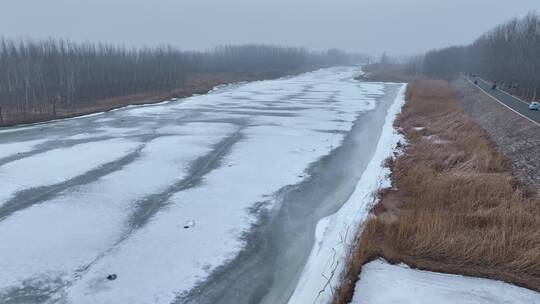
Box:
[421,12,540,100]
[0,38,350,124]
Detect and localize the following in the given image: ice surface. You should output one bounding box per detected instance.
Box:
[0,128,233,293]
[68,78,381,303]
[351,259,540,304]
[0,139,140,205]
[65,124,346,304]
[0,138,49,159]
[0,66,394,303]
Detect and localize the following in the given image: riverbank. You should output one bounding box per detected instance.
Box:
[334,78,540,303]
[0,69,312,127]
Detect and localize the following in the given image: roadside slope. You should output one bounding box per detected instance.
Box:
[451,78,540,192]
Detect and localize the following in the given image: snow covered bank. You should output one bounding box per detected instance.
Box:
[351,259,540,304]
[288,84,407,304]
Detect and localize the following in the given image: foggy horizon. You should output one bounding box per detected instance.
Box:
[2,0,539,56]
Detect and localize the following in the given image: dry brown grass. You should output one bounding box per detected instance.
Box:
[358,64,422,83]
[334,79,540,304]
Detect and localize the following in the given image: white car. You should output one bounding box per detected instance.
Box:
[529,101,540,110]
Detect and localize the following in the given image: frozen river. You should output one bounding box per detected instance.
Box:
[0,66,404,304]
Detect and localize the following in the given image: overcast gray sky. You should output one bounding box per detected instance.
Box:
[1,0,538,55]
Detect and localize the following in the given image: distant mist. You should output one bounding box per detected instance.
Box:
[0,0,538,55]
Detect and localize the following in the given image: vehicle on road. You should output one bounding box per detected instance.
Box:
[529,101,540,110]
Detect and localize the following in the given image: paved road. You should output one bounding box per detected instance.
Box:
[465,76,540,126]
[0,66,403,304]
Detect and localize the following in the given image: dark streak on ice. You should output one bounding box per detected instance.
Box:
[126,128,244,232]
[0,137,111,167]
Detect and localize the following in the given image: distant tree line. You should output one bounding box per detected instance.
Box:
[0,38,350,124]
[421,12,540,100]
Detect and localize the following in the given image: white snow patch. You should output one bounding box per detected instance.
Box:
[95,126,143,136]
[121,105,176,117]
[93,117,117,123]
[0,138,49,159]
[64,132,105,140]
[155,122,234,136]
[0,139,139,205]
[351,259,540,304]
[288,84,407,304]
[423,135,450,145]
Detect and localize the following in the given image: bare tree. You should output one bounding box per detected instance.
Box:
[0,39,351,125]
[421,12,540,100]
